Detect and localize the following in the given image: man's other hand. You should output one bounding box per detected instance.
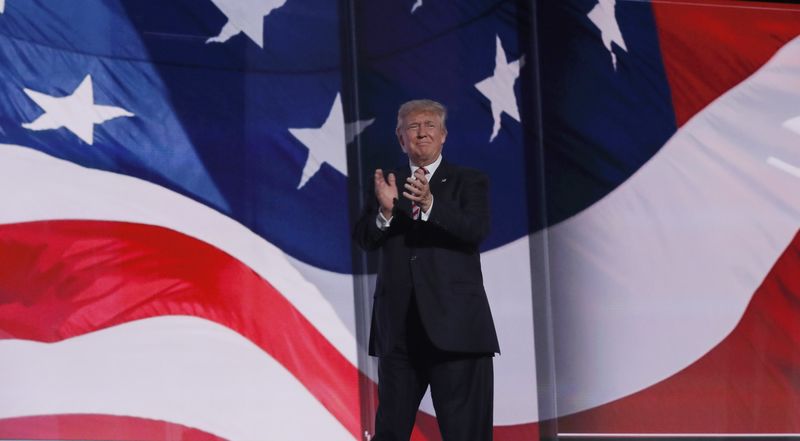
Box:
[403,168,432,212]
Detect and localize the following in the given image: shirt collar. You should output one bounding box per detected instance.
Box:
[410,155,442,177]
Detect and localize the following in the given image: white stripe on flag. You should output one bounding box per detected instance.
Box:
[543,36,800,418]
[0,316,353,440]
[0,143,357,365]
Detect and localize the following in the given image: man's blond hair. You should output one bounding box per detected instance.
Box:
[396,99,447,132]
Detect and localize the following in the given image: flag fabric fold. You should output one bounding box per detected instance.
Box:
[1,1,800,440]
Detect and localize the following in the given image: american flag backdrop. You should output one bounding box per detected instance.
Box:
[0,0,799,440]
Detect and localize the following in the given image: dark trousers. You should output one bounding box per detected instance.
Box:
[373,299,494,441]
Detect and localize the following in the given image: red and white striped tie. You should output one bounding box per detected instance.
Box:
[411,167,428,220]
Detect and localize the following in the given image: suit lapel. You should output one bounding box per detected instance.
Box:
[428,159,451,196]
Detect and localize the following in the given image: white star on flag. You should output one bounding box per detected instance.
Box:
[475,35,522,143]
[289,93,375,189]
[411,0,423,14]
[588,0,628,71]
[206,0,287,48]
[21,74,134,145]
[783,114,800,136]
[0,0,5,14]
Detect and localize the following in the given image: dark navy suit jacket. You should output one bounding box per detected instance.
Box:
[353,160,500,357]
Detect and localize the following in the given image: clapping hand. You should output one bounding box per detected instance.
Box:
[374,169,398,219]
[403,168,432,212]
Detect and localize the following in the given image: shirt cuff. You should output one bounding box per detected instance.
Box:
[376,211,393,230]
[420,196,433,221]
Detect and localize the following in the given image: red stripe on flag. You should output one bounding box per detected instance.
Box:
[0,220,360,438]
[653,0,800,126]
[0,221,543,440]
[0,414,226,441]
[557,230,800,433]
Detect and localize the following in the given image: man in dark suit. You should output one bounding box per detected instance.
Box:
[354,99,499,441]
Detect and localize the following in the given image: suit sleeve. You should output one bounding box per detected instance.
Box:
[428,170,490,246]
[352,188,391,251]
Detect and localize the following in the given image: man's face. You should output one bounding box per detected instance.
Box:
[397,111,447,166]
